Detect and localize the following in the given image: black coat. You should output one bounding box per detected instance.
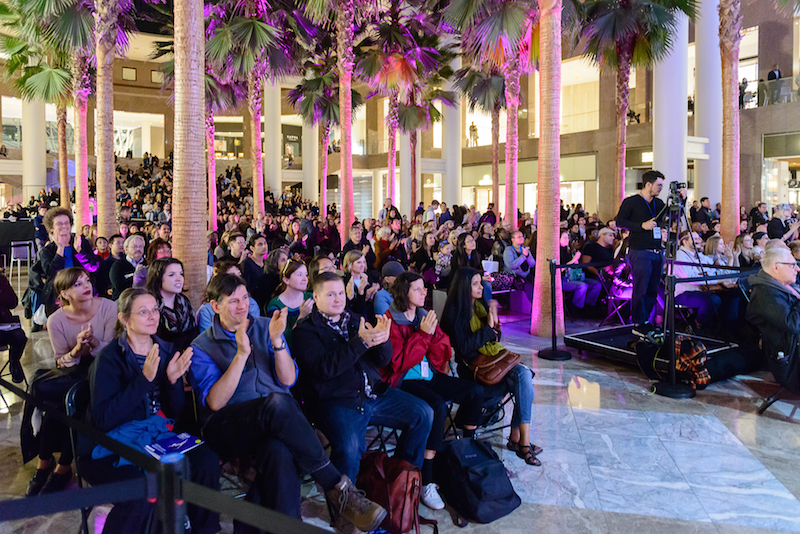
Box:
[746,270,800,392]
[109,259,136,300]
[29,236,101,314]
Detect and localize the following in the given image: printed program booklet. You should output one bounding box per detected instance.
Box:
[145,433,204,459]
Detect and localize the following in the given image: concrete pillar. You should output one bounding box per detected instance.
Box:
[398,131,412,217]
[442,56,463,208]
[302,122,319,203]
[654,13,689,201]
[141,122,152,159]
[372,169,382,219]
[263,81,283,195]
[22,98,47,201]
[694,0,723,205]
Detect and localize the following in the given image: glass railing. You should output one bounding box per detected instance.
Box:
[742,77,798,108]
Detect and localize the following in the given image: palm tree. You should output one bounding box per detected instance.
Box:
[579,0,695,214]
[288,34,363,218]
[172,0,206,310]
[454,66,505,219]
[718,0,740,245]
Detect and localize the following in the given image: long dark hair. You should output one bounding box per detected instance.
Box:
[145,257,184,297]
[452,233,481,271]
[390,272,423,312]
[441,267,485,340]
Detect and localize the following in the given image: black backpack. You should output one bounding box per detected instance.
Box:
[433,439,521,526]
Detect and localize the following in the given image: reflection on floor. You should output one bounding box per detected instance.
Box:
[2,306,800,533]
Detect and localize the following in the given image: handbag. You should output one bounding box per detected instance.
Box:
[467,349,522,386]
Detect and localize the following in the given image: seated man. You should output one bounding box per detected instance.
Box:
[189,275,386,533]
[293,272,434,484]
[109,234,145,300]
[747,248,800,391]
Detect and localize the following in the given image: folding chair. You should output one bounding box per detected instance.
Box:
[65,379,92,534]
[444,360,513,441]
[8,240,35,295]
[597,269,631,327]
[0,344,24,410]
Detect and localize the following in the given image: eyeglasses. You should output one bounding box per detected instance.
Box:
[134,308,160,317]
[776,262,800,270]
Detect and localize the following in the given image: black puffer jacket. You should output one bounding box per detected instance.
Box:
[746,270,800,391]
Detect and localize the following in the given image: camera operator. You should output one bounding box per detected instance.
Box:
[615,171,669,335]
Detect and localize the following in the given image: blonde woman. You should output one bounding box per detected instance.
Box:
[705,235,739,267]
[342,250,380,318]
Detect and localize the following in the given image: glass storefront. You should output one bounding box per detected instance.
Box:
[530,58,600,138]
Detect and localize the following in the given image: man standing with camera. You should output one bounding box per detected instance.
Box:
[615,171,666,335]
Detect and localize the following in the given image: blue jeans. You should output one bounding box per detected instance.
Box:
[482,280,493,302]
[479,363,535,427]
[562,277,602,308]
[312,387,434,482]
[628,249,663,324]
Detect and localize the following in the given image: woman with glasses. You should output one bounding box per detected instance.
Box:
[24,267,116,496]
[265,260,313,346]
[81,288,220,534]
[144,258,199,353]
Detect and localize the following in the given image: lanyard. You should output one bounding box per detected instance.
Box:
[642,195,656,219]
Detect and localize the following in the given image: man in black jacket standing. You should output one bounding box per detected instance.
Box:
[615,171,666,334]
[293,272,433,484]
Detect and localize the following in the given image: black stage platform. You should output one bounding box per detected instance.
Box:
[564,325,738,366]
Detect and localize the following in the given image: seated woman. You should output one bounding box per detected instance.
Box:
[342,250,380,318]
[559,229,602,309]
[736,234,757,269]
[25,267,116,496]
[265,260,313,347]
[410,232,437,282]
[144,258,199,353]
[133,237,171,287]
[80,288,220,534]
[452,233,493,301]
[381,272,484,510]
[262,248,289,304]
[440,267,541,466]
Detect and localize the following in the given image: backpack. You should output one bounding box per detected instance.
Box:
[357,451,438,534]
[433,439,521,525]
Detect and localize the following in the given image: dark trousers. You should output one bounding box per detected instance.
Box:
[77,446,220,534]
[0,327,26,364]
[676,291,721,325]
[400,373,484,453]
[311,387,434,483]
[201,393,333,529]
[628,249,663,325]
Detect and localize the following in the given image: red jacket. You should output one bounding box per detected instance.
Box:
[381,306,452,387]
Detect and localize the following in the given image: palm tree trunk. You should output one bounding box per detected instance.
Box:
[336,0,356,238]
[719,0,742,244]
[206,107,217,232]
[410,129,417,211]
[387,92,399,202]
[173,0,207,310]
[321,122,331,218]
[503,58,521,230]
[95,0,119,239]
[491,105,500,218]
[72,52,91,228]
[531,0,564,338]
[615,41,633,213]
[248,73,266,217]
[56,106,69,210]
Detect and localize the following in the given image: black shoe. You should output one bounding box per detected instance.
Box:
[31,324,43,333]
[40,467,73,494]
[9,358,24,384]
[631,323,656,338]
[26,458,55,497]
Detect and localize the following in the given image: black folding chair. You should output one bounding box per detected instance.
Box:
[65,379,92,534]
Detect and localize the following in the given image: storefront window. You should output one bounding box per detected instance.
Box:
[213,116,245,160]
[1,96,22,149]
[98,110,165,159]
[465,108,506,148]
[530,59,600,136]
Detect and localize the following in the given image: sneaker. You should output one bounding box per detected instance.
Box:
[631,323,656,338]
[420,483,445,510]
[26,458,55,497]
[40,467,73,494]
[9,358,24,384]
[325,475,387,533]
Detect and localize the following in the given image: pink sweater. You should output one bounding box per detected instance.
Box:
[46,298,118,367]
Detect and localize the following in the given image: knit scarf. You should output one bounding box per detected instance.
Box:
[470,301,504,357]
[159,293,195,334]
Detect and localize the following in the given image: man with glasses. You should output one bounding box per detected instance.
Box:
[747,248,800,393]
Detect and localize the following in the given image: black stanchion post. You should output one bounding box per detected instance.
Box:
[159,453,188,534]
[538,259,572,361]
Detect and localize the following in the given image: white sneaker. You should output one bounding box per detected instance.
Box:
[421,482,445,510]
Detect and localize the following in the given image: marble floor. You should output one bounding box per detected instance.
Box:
[1,290,800,533]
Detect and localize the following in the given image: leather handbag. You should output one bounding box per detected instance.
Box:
[467,349,522,386]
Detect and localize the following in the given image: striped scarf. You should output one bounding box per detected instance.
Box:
[158,293,195,334]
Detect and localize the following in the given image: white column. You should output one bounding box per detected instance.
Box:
[442,56,463,208]
[654,13,689,201]
[372,169,382,219]
[141,122,152,158]
[694,0,723,205]
[398,131,411,217]
[22,99,47,201]
[302,122,319,202]
[262,81,282,196]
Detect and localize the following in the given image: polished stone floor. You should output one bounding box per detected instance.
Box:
[1,289,799,533]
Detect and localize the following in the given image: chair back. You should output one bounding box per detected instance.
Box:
[738,276,753,303]
[10,241,32,261]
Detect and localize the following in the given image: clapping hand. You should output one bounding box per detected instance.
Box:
[73,234,82,252]
[235,318,251,358]
[346,276,356,300]
[361,244,371,256]
[487,300,500,329]
[269,308,289,340]
[166,347,193,384]
[358,316,391,348]
[142,344,160,382]
[365,282,380,301]
[298,298,314,319]
[419,310,438,335]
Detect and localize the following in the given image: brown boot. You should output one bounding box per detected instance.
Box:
[325,475,386,533]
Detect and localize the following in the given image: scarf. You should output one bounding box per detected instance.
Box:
[470,301,504,357]
[158,293,195,334]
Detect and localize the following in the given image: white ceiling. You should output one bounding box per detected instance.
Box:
[124,33,172,63]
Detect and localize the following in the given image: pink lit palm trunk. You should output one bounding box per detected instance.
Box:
[386,93,398,203]
[336,0,356,237]
[719,0,741,244]
[248,74,265,217]
[614,42,633,213]
[410,130,417,213]
[72,52,91,229]
[531,0,564,337]
[491,106,500,218]
[320,122,331,218]
[206,108,217,232]
[173,0,207,310]
[94,0,119,240]
[504,59,521,230]
[56,106,69,210]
